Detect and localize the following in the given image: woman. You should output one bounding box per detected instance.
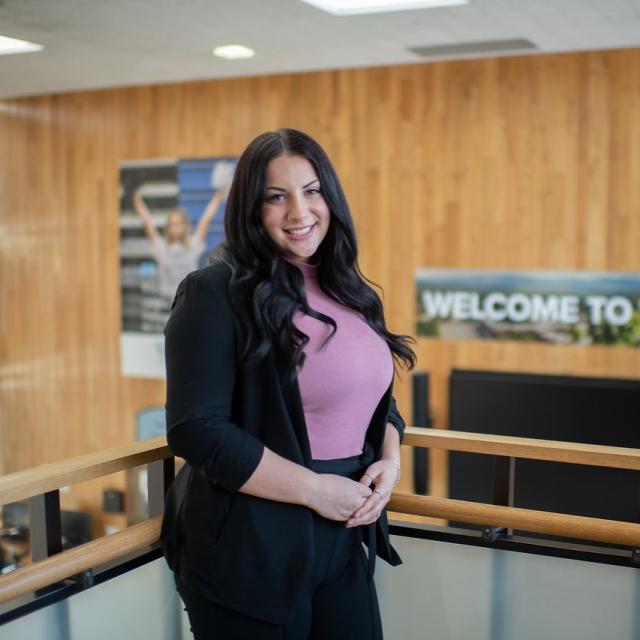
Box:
[133,161,234,301]
[160,128,416,639]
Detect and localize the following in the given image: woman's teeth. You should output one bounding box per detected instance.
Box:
[285,224,315,238]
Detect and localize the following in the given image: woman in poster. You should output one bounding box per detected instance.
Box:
[133,161,235,301]
[161,129,416,639]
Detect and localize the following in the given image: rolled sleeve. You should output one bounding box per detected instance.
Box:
[386,394,406,445]
[164,268,265,492]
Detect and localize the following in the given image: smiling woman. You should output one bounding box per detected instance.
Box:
[261,155,331,262]
[160,128,416,639]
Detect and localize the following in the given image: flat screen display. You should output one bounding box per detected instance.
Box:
[448,369,640,532]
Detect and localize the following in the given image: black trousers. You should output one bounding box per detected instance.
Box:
[173,454,383,640]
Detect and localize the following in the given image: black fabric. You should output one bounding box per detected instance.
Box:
[159,461,192,570]
[174,533,381,640]
[174,453,384,640]
[161,262,405,626]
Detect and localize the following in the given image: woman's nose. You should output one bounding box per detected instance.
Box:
[286,193,308,221]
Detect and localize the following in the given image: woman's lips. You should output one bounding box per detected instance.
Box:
[284,222,317,240]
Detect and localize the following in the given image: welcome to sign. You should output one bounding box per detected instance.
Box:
[415,269,640,346]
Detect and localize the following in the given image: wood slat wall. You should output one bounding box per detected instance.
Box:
[1,50,639,523]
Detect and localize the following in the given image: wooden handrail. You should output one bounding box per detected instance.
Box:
[2,491,639,606]
[0,435,171,506]
[403,427,640,471]
[2,427,639,606]
[387,494,640,547]
[0,517,161,605]
[3,427,639,507]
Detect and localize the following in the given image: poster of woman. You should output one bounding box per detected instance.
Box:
[119,156,237,377]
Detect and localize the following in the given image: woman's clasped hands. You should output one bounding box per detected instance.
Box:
[307,458,399,527]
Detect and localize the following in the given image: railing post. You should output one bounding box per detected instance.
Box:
[147,456,175,518]
[28,490,62,561]
[482,455,515,542]
[412,371,431,495]
[28,490,98,590]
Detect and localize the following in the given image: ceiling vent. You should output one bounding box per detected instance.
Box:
[408,38,538,58]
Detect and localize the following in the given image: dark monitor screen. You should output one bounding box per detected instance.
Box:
[1,503,29,528]
[448,369,640,528]
[61,510,93,548]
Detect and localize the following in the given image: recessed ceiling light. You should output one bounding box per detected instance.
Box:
[212,44,255,60]
[299,0,468,15]
[0,34,44,55]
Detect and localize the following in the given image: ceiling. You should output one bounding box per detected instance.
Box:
[0,0,639,99]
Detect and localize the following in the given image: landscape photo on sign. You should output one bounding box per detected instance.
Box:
[415,269,640,347]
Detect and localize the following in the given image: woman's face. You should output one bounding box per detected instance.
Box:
[166,211,188,242]
[260,154,330,263]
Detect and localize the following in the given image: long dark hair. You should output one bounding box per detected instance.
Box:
[209,128,416,382]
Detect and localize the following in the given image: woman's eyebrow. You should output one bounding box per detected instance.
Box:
[266,178,319,192]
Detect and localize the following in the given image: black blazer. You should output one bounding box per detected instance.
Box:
[160,261,406,626]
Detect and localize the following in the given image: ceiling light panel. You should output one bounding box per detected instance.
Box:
[300,0,468,16]
[0,35,44,55]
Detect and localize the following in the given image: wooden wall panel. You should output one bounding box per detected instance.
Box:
[1,50,639,515]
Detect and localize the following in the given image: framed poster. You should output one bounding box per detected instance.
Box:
[119,156,237,377]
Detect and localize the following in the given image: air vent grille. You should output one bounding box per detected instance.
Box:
[408,38,538,58]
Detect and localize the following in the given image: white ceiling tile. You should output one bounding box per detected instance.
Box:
[0,0,638,98]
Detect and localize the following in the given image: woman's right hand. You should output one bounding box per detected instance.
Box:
[307,473,372,521]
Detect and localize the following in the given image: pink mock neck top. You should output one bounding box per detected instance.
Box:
[283,255,394,460]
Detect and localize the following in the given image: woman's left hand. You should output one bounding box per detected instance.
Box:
[345,458,398,528]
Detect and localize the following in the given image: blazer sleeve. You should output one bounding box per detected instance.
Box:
[386,394,406,445]
[164,267,265,493]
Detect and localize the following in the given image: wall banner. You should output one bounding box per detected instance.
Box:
[415,269,640,346]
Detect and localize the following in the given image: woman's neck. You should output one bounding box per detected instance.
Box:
[282,254,320,278]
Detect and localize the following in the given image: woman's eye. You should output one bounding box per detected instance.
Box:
[265,188,320,202]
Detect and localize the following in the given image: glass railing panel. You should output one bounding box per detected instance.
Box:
[377,528,640,640]
[3,529,639,639]
[1,557,183,640]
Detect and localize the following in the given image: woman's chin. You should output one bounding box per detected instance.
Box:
[285,248,316,261]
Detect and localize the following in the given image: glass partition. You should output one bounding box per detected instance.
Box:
[3,530,639,639]
[378,528,640,640]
